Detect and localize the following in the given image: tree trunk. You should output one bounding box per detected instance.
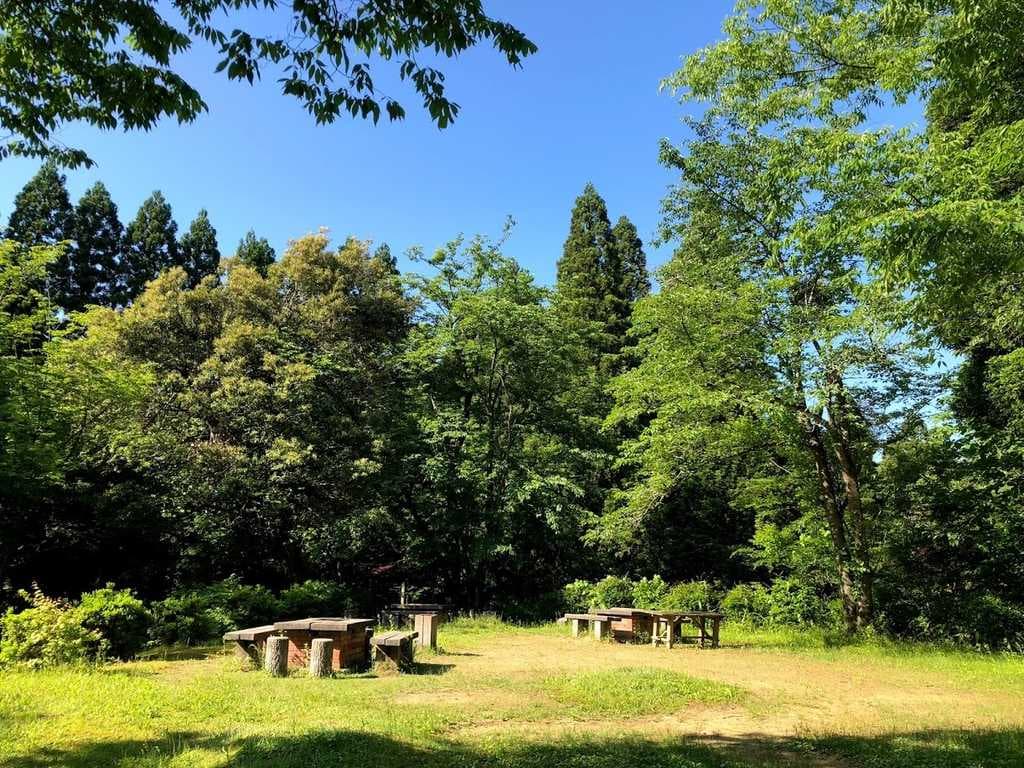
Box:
[827,378,875,629]
[264,635,289,677]
[796,407,860,633]
[308,638,333,678]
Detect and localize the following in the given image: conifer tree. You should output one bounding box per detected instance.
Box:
[373,242,398,274]
[4,162,75,307]
[70,181,123,310]
[121,191,180,303]
[179,209,220,287]
[235,230,276,276]
[4,162,73,246]
[556,183,615,360]
[611,216,649,304]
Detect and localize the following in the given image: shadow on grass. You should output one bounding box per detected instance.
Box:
[4,727,1023,768]
[409,662,455,675]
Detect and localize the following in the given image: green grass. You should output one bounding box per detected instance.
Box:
[0,618,1021,768]
[543,667,741,717]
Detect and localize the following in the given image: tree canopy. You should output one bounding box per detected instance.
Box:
[0,0,536,167]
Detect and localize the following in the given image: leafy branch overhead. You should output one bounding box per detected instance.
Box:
[0,0,537,167]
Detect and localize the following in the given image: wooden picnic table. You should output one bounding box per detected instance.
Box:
[592,608,723,648]
[649,610,723,649]
[272,617,376,669]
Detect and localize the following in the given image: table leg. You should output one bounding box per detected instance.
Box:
[697,616,707,648]
[651,617,659,646]
[667,618,674,649]
[712,617,720,648]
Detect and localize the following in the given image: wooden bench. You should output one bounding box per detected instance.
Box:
[223,625,277,663]
[371,630,418,669]
[563,613,612,639]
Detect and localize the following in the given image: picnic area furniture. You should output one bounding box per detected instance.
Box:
[371,630,418,669]
[649,611,723,648]
[264,635,289,676]
[273,617,375,670]
[223,624,277,663]
[413,612,441,649]
[592,607,656,643]
[381,603,446,650]
[563,612,613,639]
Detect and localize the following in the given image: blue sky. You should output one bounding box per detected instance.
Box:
[0,1,737,285]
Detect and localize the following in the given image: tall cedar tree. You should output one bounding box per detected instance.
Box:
[235,230,275,276]
[179,209,220,287]
[4,162,75,308]
[70,181,123,310]
[121,191,180,303]
[612,216,649,304]
[556,184,645,369]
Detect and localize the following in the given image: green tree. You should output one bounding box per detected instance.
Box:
[556,183,617,362]
[179,209,220,288]
[403,231,590,605]
[69,182,123,310]
[373,242,398,274]
[0,241,61,588]
[611,216,649,304]
[235,230,275,276]
[4,163,74,308]
[0,1,536,167]
[121,192,180,304]
[53,233,413,588]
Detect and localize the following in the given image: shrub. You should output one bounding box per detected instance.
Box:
[561,580,595,613]
[765,578,827,626]
[632,576,669,609]
[721,583,771,624]
[77,585,151,660]
[662,580,720,611]
[277,580,352,618]
[148,593,226,646]
[0,588,98,668]
[194,577,280,627]
[591,576,634,608]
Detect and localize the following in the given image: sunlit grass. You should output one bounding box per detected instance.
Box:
[1,619,1021,768]
[543,667,741,717]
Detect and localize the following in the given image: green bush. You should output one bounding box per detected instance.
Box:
[195,577,280,627]
[561,580,595,613]
[721,583,771,624]
[765,578,827,626]
[277,580,352,618]
[632,576,669,609]
[591,576,634,608]
[0,588,99,668]
[76,585,151,660]
[662,580,720,611]
[148,593,226,646]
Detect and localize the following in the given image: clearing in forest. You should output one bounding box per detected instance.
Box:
[1,618,1022,768]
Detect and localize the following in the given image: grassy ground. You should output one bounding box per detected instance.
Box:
[1,617,1022,768]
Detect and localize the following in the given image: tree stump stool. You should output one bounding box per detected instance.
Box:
[264,635,289,677]
[308,637,333,678]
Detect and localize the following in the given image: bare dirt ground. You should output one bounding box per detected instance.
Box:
[430,629,1024,759]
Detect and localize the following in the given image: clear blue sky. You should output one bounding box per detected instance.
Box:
[0,2,736,284]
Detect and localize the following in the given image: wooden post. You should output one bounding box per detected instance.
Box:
[592,618,608,640]
[712,616,720,648]
[309,637,333,678]
[414,613,438,649]
[571,618,585,637]
[264,635,289,677]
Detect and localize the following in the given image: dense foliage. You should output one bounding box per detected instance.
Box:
[2,0,1024,657]
[0,1,536,166]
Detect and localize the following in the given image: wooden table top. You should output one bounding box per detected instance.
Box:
[273,617,375,632]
